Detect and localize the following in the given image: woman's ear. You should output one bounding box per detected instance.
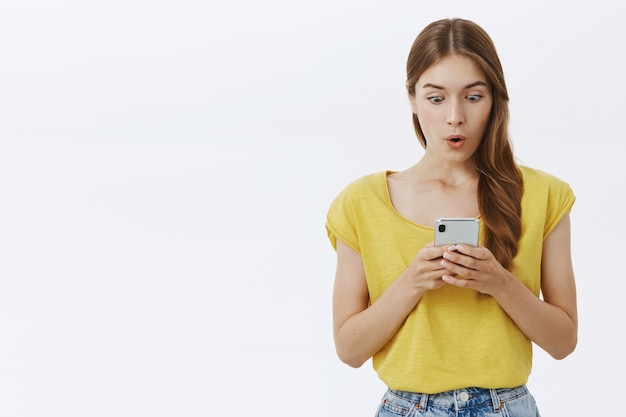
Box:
[406,83,418,114]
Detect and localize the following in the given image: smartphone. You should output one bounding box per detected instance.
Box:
[434,218,480,247]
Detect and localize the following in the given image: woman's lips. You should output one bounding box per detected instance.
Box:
[445,135,466,148]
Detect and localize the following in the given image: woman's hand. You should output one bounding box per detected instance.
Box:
[407,242,456,292]
[438,244,512,296]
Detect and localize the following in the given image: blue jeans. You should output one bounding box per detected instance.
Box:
[375,385,541,417]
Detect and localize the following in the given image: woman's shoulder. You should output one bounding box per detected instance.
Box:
[519,165,571,189]
[326,171,391,241]
[336,171,389,196]
[518,165,575,210]
[327,171,390,215]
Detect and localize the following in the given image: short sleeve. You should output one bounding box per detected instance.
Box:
[544,176,576,238]
[325,185,360,253]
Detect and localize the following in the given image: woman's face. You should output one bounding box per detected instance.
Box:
[409,54,492,163]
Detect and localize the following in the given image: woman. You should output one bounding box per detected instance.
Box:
[325,18,577,416]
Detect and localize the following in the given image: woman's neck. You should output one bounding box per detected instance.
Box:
[402,157,479,187]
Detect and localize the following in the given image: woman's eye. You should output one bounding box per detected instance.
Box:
[467,94,483,102]
[428,96,443,104]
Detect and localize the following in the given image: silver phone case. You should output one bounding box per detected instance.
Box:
[434,218,480,246]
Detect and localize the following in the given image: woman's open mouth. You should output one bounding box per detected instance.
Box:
[445,136,466,148]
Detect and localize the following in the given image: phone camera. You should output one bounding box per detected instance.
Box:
[438,224,446,233]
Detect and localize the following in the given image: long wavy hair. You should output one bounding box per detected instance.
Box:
[406,18,523,270]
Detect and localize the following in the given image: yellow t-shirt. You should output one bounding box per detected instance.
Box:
[325,165,575,393]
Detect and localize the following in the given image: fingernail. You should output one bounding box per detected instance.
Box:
[441,260,450,267]
[443,252,452,260]
[447,245,456,251]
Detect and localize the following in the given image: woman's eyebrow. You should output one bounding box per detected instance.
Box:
[421,81,488,89]
[422,83,444,89]
[465,81,488,88]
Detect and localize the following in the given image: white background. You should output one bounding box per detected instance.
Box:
[0,1,623,416]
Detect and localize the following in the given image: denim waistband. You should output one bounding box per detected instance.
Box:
[387,385,529,412]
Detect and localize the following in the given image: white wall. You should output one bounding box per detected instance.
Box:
[0,1,622,415]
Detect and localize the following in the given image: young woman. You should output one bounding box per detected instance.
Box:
[325,18,577,416]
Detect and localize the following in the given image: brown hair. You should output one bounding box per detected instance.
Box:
[406,18,523,269]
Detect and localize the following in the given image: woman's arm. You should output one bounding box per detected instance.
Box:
[499,213,577,358]
[332,239,448,367]
[441,213,578,359]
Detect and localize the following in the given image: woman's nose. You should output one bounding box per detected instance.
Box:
[446,101,465,126]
